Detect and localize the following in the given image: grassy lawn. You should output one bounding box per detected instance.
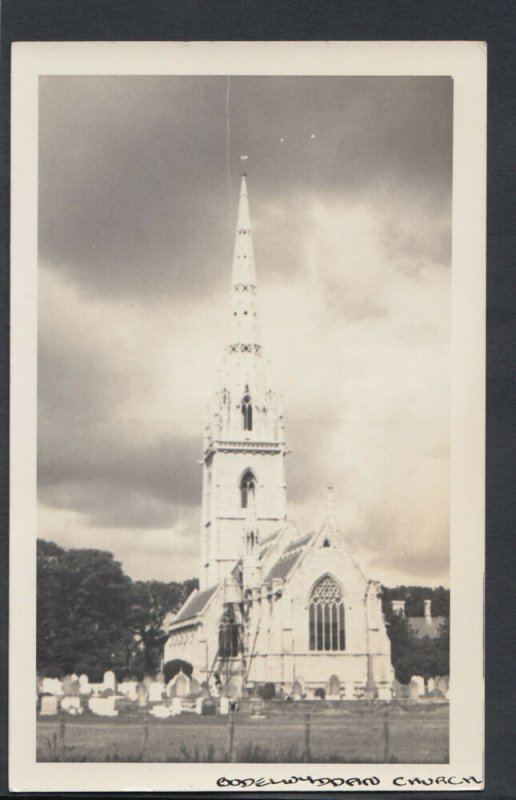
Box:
[37,700,449,763]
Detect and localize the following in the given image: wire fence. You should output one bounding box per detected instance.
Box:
[37,701,449,763]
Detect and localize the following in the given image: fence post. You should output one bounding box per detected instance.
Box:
[227,711,235,762]
[303,713,311,762]
[142,712,150,762]
[382,709,390,763]
[58,708,66,761]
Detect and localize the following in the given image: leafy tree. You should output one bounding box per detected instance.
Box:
[37,539,197,680]
[163,659,193,683]
[37,540,133,678]
[127,579,198,678]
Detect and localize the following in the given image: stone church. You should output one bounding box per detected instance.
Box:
[164,175,393,700]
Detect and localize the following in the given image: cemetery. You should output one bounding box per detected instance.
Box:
[36,668,449,763]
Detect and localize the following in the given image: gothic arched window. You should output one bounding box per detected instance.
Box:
[309,575,345,651]
[241,394,253,431]
[240,470,256,509]
[218,607,241,658]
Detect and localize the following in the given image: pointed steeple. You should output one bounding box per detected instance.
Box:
[231,173,256,288]
[228,174,261,355]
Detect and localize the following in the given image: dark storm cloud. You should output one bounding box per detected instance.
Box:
[39,76,452,300]
[38,419,201,527]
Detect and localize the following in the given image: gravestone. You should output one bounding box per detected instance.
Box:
[195,697,203,715]
[40,695,58,715]
[219,696,229,715]
[103,670,117,693]
[41,677,62,696]
[150,704,171,718]
[79,674,90,694]
[200,682,210,699]
[427,677,435,693]
[377,685,392,701]
[89,696,118,716]
[189,677,201,697]
[148,682,165,703]
[411,675,425,697]
[292,679,303,700]
[61,695,82,714]
[136,683,149,707]
[118,681,138,701]
[436,675,449,696]
[171,697,182,717]
[408,680,420,700]
[327,674,340,699]
[249,698,266,719]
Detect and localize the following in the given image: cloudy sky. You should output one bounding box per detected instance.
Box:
[38,75,452,586]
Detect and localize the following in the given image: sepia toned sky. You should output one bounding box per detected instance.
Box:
[38,75,452,586]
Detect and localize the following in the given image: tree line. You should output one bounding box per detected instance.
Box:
[37,539,449,683]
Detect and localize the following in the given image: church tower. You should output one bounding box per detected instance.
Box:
[200,174,287,588]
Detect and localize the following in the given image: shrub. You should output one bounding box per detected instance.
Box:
[163,659,193,684]
[257,682,276,700]
[314,687,326,699]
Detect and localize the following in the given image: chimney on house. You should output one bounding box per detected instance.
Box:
[424,599,432,621]
[391,600,406,617]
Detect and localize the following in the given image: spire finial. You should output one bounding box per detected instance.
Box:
[326,484,336,530]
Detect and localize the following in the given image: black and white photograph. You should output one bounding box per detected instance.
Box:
[9,41,485,792]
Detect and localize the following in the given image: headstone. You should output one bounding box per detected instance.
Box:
[103,670,117,692]
[427,677,435,693]
[189,677,201,697]
[61,695,82,714]
[408,680,420,700]
[171,696,182,717]
[118,681,138,701]
[436,675,449,696]
[148,682,165,703]
[41,677,62,696]
[219,696,229,715]
[195,697,203,715]
[136,683,149,707]
[200,682,210,699]
[150,704,171,718]
[327,674,340,699]
[249,698,266,719]
[40,695,58,715]
[412,675,425,697]
[89,696,118,716]
[79,674,91,694]
[377,685,392,701]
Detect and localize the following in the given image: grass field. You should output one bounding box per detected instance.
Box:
[37,699,449,763]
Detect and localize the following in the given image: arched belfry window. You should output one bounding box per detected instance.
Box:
[309,575,345,651]
[240,470,256,509]
[218,606,241,658]
[241,394,253,431]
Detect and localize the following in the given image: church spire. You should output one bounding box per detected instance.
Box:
[228,174,260,355]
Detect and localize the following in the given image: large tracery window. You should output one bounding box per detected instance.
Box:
[241,394,253,431]
[309,575,345,651]
[218,607,242,658]
[240,469,256,509]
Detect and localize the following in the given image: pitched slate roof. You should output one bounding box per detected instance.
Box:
[172,584,219,624]
[408,616,446,639]
[265,550,301,582]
